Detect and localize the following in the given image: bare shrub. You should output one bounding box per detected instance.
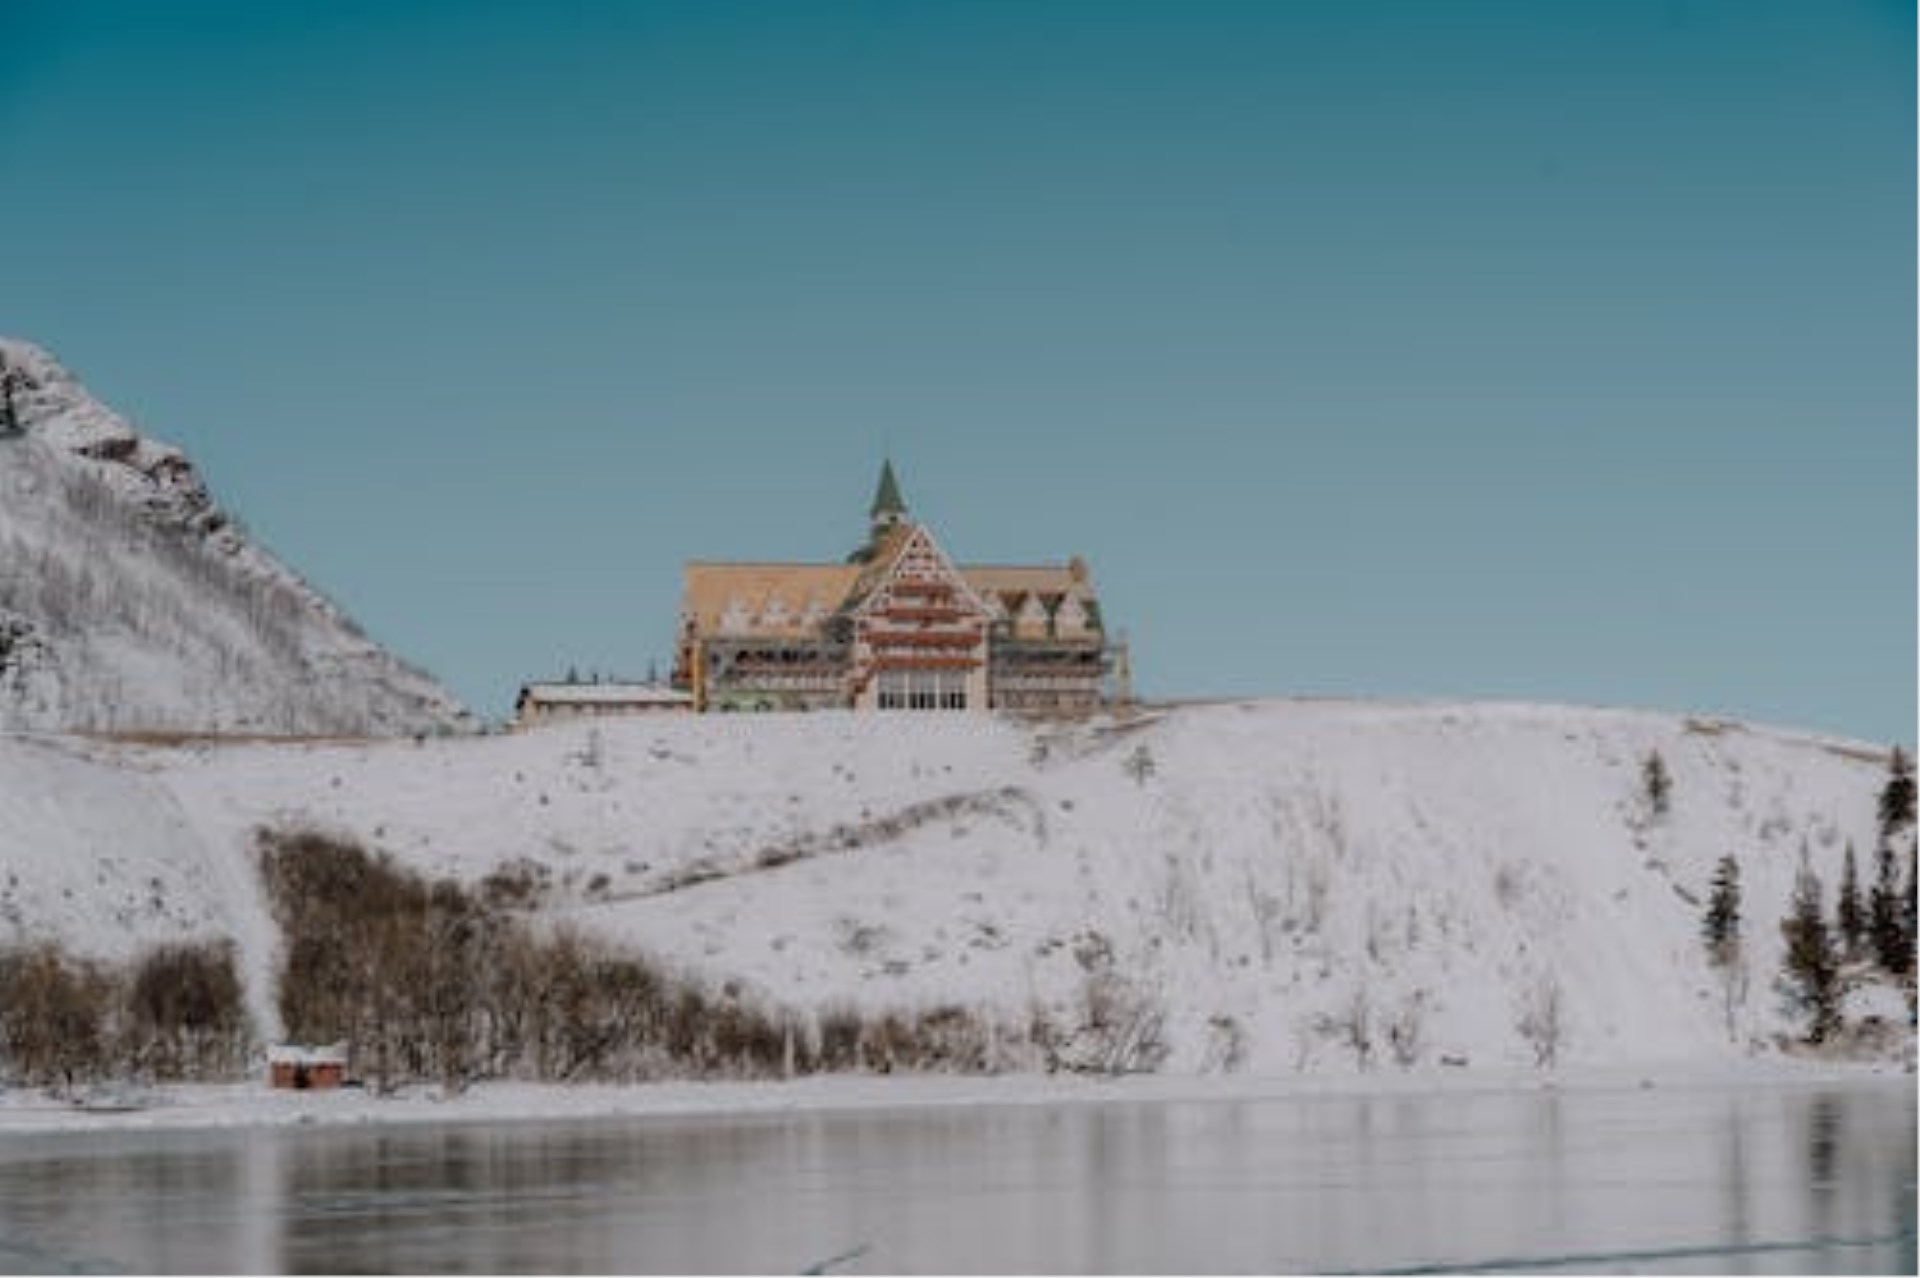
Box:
[124,940,248,1080]
[817,1005,865,1072]
[0,943,115,1089]
[902,1005,992,1072]
[257,826,1027,1087]
[1387,991,1426,1068]
[1122,743,1156,787]
[480,859,552,911]
[1203,1014,1247,1074]
[1052,965,1168,1075]
[1516,972,1564,1068]
[860,1011,916,1073]
[1493,863,1524,909]
[1338,986,1374,1070]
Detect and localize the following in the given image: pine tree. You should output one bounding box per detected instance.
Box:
[1641,750,1672,821]
[1906,845,1918,958]
[1702,855,1741,962]
[1779,862,1841,1044]
[1870,843,1908,972]
[1879,745,1915,839]
[1904,846,1918,1023]
[0,361,22,440]
[1869,747,1916,974]
[1703,855,1749,1041]
[1835,841,1865,958]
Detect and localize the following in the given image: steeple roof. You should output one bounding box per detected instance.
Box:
[869,458,907,520]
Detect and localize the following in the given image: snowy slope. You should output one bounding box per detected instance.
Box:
[1,700,1902,1074]
[0,337,467,735]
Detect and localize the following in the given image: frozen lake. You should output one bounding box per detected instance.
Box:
[0,1077,1911,1273]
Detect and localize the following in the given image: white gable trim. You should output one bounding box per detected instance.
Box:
[849,524,992,620]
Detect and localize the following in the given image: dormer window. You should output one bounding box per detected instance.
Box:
[1056,594,1088,637]
[1015,593,1050,639]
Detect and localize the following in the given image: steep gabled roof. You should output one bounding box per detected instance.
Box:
[960,564,1096,601]
[843,522,991,620]
[681,562,862,637]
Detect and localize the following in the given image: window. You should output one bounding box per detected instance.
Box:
[877,668,969,710]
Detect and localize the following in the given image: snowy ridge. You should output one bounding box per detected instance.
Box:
[0,338,468,735]
[1,699,1904,1074]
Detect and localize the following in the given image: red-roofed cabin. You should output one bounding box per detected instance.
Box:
[267,1042,349,1090]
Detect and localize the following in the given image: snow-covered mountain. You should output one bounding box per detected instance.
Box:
[1,700,1905,1075]
[0,338,467,735]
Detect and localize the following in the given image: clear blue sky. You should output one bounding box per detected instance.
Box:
[4,1,1912,742]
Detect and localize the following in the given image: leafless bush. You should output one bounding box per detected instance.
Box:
[898,1005,993,1072]
[1338,986,1375,1070]
[480,858,552,911]
[258,827,1053,1087]
[1714,943,1750,1043]
[817,1005,865,1072]
[0,943,115,1089]
[1052,966,1168,1075]
[1494,863,1525,909]
[1154,855,1205,942]
[1387,991,1426,1067]
[124,940,249,1080]
[1122,743,1156,787]
[1516,972,1564,1068]
[1287,851,1331,934]
[0,938,249,1088]
[1203,1014,1247,1074]
[1242,864,1283,963]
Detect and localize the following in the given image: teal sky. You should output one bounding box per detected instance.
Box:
[3,1,1913,742]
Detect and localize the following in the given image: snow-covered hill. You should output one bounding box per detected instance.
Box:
[0,337,467,735]
[2,700,1905,1075]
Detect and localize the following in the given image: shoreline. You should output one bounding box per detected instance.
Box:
[1,1057,1908,1137]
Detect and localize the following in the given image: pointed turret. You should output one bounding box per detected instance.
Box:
[870,458,908,530]
[850,458,911,562]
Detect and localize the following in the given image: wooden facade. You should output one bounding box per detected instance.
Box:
[674,464,1121,714]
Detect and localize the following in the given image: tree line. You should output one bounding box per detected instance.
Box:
[1698,744,1918,1045]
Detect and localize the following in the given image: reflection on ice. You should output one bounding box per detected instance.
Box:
[0,1079,1910,1274]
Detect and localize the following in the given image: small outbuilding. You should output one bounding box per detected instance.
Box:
[267,1042,349,1090]
[513,678,693,728]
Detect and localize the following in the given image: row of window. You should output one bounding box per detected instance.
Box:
[876,668,970,710]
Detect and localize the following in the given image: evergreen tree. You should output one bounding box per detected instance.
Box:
[1779,861,1842,1044]
[1879,745,1915,840]
[0,361,21,439]
[1702,855,1741,961]
[1870,842,1908,972]
[1903,844,1918,988]
[1703,855,1749,1040]
[1835,841,1865,958]
[1641,750,1672,821]
[1908,844,1918,944]
[1869,747,1916,973]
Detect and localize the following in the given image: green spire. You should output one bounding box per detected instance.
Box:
[870,458,907,522]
